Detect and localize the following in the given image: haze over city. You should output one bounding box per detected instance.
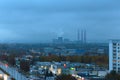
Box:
[0,0,120,43]
[0,0,119,80]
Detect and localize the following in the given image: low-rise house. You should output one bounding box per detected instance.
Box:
[98,70,108,77]
[45,70,55,80]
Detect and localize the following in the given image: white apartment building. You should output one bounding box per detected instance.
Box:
[109,40,120,73]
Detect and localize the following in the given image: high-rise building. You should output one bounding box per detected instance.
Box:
[109,40,120,73]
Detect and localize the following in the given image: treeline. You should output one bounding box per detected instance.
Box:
[105,70,120,80]
[40,55,108,66]
[0,54,16,66]
[0,54,30,72]
[56,74,77,80]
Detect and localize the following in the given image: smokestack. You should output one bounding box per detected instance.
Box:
[81,29,86,44]
[77,29,80,41]
[84,29,86,43]
[81,29,84,43]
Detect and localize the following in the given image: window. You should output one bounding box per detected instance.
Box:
[113,43,116,45]
[118,50,120,53]
[113,60,116,63]
[113,50,116,52]
[113,57,116,59]
[118,57,120,59]
[113,53,116,56]
[118,60,120,63]
[113,67,116,70]
[113,46,116,49]
[113,63,116,66]
[118,68,120,69]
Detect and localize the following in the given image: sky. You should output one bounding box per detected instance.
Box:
[0,0,120,43]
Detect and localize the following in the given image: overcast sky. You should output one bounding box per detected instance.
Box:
[0,0,120,43]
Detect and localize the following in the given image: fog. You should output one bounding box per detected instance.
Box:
[0,0,120,43]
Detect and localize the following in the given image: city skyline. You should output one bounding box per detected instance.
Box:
[0,0,120,43]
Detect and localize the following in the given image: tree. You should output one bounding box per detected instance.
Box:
[7,54,16,66]
[20,60,30,72]
[56,74,77,80]
[105,70,120,80]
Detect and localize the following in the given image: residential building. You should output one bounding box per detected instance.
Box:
[109,40,120,73]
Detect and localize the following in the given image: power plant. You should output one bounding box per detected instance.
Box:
[77,29,86,44]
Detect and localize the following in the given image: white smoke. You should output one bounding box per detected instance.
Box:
[57,29,64,37]
[51,28,64,37]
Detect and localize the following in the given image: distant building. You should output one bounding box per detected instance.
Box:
[44,47,54,54]
[58,37,63,43]
[97,49,104,54]
[45,70,55,80]
[49,63,62,75]
[52,39,58,43]
[53,37,63,44]
[64,38,70,43]
[109,40,120,73]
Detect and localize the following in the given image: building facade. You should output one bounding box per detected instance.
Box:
[109,40,120,73]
